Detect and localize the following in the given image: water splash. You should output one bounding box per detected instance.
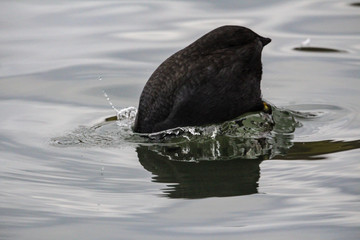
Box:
[51,105,303,161]
[117,106,137,121]
[99,75,120,113]
[102,90,120,113]
[301,38,311,47]
[133,106,300,161]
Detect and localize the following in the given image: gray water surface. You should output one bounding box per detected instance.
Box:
[1,1,360,239]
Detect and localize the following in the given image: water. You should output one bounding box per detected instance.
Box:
[1,0,360,239]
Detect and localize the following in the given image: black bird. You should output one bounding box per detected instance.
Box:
[133,25,271,133]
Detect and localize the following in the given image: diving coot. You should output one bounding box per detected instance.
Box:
[133,25,271,133]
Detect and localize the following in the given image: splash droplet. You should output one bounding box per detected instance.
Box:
[301,38,311,47]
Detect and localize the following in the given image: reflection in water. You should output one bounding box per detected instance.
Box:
[133,106,360,199]
[133,107,295,199]
[276,140,360,160]
[350,2,360,7]
[137,145,261,199]
[137,139,360,199]
[293,46,346,53]
[52,105,360,199]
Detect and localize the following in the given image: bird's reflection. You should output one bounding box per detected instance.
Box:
[132,105,360,199]
[137,145,262,198]
[137,139,360,199]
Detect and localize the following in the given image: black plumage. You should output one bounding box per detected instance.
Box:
[133,25,271,133]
